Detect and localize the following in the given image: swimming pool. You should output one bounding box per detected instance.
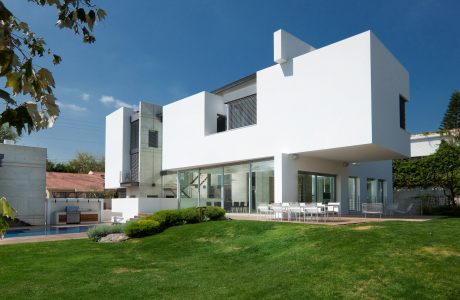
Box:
[5,226,91,238]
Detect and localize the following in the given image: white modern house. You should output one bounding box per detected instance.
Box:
[105,29,410,219]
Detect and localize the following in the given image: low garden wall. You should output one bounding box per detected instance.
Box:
[111,197,178,222]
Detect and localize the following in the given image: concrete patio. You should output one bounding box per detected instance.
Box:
[227,213,435,225]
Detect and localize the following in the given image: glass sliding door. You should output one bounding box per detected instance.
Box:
[298,172,335,204]
[317,175,334,203]
[200,167,223,208]
[251,160,274,212]
[178,170,199,208]
[224,163,249,213]
[348,177,360,212]
[367,178,379,203]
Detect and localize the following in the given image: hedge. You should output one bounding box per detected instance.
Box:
[124,219,162,238]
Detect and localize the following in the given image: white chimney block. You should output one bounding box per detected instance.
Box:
[274,29,315,64]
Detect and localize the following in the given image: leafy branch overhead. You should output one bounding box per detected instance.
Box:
[0,0,105,135]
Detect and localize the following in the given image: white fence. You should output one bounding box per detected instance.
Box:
[111,197,178,222]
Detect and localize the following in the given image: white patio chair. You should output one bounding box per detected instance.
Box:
[326,202,341,221]
[271,204,285,221]
[289,204,304,222]
[304,205,319,223]
[257,203,272,220]
[316,203,327,222]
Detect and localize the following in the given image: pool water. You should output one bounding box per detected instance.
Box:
[5,226,91,238]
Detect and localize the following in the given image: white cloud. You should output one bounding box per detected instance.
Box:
[56,101,87,112]
[99,95,137,110]
[81,93,90,101]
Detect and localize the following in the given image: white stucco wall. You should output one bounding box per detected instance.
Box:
[410,133,443,157]
[163,30,410,171]
[112,197,178,221]
[0,144,46,225]
[370,33,410,156]
[105,107,133,189]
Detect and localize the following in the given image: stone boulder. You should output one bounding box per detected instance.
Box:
[99,233,129,243]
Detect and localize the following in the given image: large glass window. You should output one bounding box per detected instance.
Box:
[348,177,360,212]
[200,167,223,208]
[227,94,257,129]
[224,164,249,212]
[177,159,274,213]
[251,160,274,212]
[367,178,387,205]
[179,170,199,208]
[298,172,335,204]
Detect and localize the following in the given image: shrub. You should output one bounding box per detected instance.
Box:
[127,206,226,239]
[423,205,460,217]
[124,219,162,238]
[180,207,201,224]
[203,206,226,220]
[148,209,184,228]
[87,224,125,241]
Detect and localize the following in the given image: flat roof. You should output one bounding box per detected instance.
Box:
[211,73,256,95]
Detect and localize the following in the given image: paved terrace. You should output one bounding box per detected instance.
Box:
[227,213,435,225]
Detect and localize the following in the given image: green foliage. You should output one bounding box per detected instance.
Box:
[136,207,226,238]
[46,152,104,173]
[0,197,16,238]
[440,90,460,130]
[203,206,226,220]
[67,152,104,173]
[179,207,201,224]
[0,0,105,135]
[422,205,460,217]
[393,157,433,189]
[148,209,184,228]
[0,124,18,142]
[124,219,162,238]
[394,140,460,207]
[87,224,125,241]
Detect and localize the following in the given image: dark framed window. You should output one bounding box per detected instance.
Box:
[130,120,139,153]
[399,95,407,130]
[148,130,158,148]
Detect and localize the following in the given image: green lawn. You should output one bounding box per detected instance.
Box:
[0,219,459,300]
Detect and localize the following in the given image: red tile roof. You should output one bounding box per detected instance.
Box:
[46,172,105,192]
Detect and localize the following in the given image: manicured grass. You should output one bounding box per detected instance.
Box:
[0,219,459,299]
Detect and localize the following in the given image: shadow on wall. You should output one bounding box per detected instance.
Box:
[280,60,293,77]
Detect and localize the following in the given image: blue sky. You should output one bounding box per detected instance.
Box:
[5,0,460,162]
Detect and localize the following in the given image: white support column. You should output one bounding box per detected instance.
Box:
[274,153,298,203]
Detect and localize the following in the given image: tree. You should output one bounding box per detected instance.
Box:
[47,152,104,173]
[393,141,460,208]
[440,90,460,130]
[46,159,76,173]
[0,0,106,135]
[68,152,104,173]
[0,123,19,142]
[0,197,16,239]
[429,140,460,207]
